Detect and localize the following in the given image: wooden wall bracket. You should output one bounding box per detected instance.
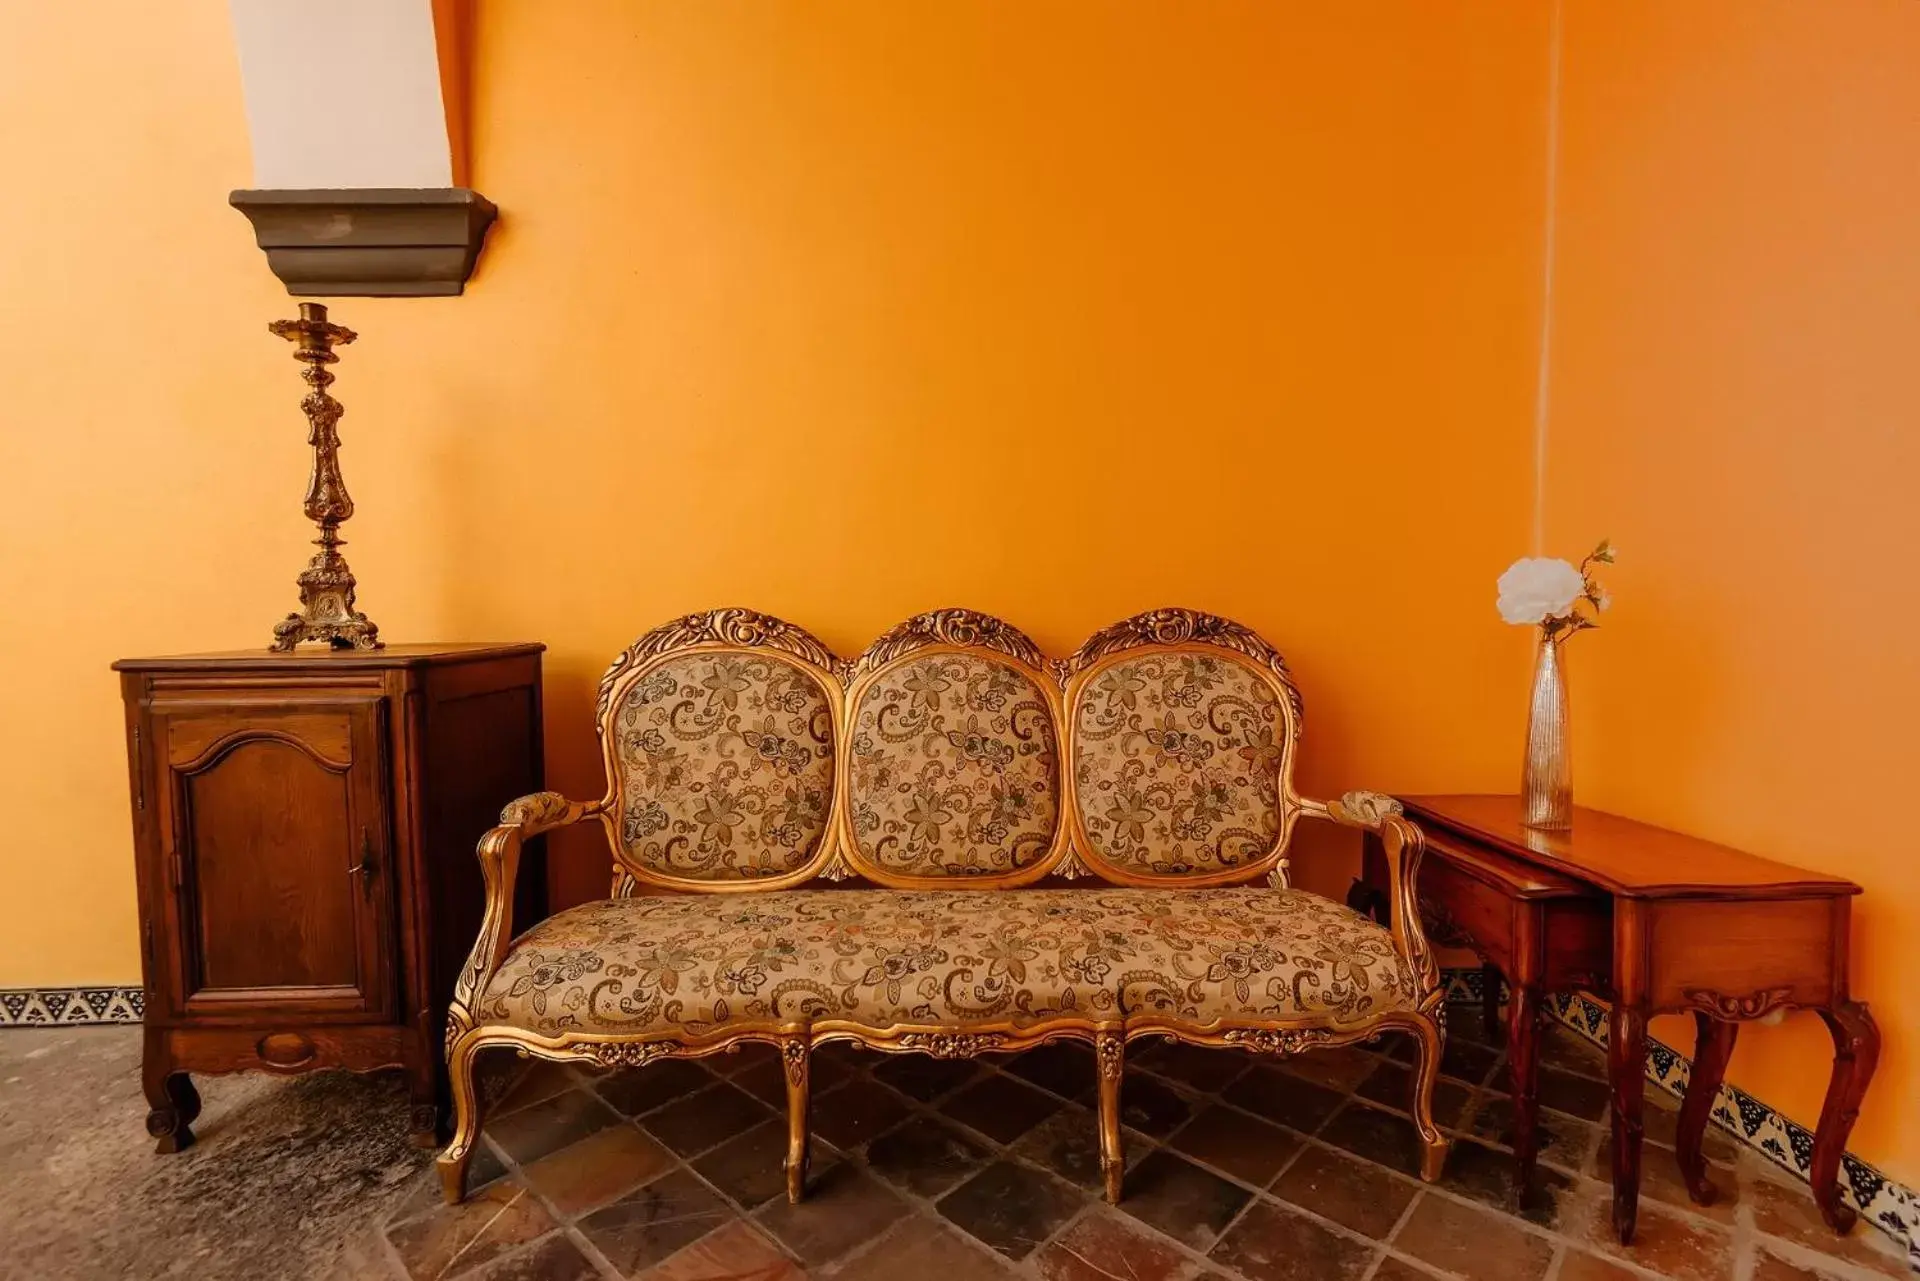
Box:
[230,188,497,297]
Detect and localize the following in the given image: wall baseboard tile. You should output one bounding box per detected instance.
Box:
[0,986,144,1026]
[1440,967,1917,1267]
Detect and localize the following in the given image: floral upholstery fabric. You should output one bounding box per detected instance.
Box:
[613,652,836,882]
[1071,653,1286,876]
[476,887,1418,1037]
[848,654,1058,877]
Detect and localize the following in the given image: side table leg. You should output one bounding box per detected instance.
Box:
[1508,981,1542,1205]
[1811,1001,1880,1235]
[1676,1012,1736,1205]
[1482,964,1505,1045]
[1608,1002,1648,1244]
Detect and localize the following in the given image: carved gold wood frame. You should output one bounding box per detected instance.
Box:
[1057,610,1307,890]
[835,609,1073,888]
[440,1002,1449,1208]
[441,607,1448,1209]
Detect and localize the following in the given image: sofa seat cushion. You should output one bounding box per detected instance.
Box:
[475,888,1419,1040]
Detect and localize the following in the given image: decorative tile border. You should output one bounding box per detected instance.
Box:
[1441,967,1917,1266]
[0,986,144,1026]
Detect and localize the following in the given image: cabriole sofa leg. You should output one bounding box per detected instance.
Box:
[783,1039,811,1204]
[1408,1011,1452,1183]
[437,1035,483,1205]
[1096,1031,1125,1203]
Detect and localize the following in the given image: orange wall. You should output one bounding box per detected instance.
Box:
[0,4,1545,978]
[1548,2,1920,1181]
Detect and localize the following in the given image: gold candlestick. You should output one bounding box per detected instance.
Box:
[267,303,382,651]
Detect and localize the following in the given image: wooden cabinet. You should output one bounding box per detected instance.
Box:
[115,644,545,1152]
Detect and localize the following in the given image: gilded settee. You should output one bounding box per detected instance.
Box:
[438,608,1449,1205]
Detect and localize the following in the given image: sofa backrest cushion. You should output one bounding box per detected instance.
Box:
[844,613,1062,882]
[1060,610,1304,886]
[591,608,1303,894]
[598,612,841,887]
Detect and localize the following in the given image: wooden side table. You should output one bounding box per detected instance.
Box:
[1355,795,1876,1245]
[115,644,545,1151]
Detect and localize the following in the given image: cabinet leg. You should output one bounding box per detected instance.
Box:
[408,1065,442,1150]
[1677,1012,1737,1206]
[1508,982,1542,1205]
[142,1029,196,1155]
[1811,1001,1880,1235]
[1607,1003,1648,1244]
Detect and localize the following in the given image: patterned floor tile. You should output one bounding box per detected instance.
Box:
[1208,1197,1379,1281]
[1135,1040,1255,1094]
[830,1217,1021,1280]
[1034,1208,1213,1281]
[752,1163,908,1267]
[937,1159,1085,1261]
[644,1219,804,1281]
[1746,1174,1914,1278]
[1393,1193,1556,1281]
[870,1053,983,1102]
[1316,1102,1428,1178]
[495,1061,589,1118]
[691,1117,840,1210]
[1002,1043,1097,1100]
[1536,1065,1614,1122]
[577,1168,736,1276]
[488,1089,624,1165]
[1350,1061,1474,1129]
[1437,1134,1577,1227]
[810,1077,913,1150]
[1269,1143,1418,1240]
[639,1082,773,1157]
[387,1182,561,1280]
[1116,1150,1252,1251]
[941,1073,1064,1144]
[1167,1103,1302,1187]
[521,1123,676,1220]
[1115,1070,1195,1138]
[595,1060,718,1118]
[1558,1189,1736,1281]
[464,1232,602,1281]
[1555,1249,1645,1281]
[1010,1105,1146,1194]
[1222,1066,1346,1135]
[866,1112,993,1197]
[1469,1093,1601,1170]
[1273,1045,1383,1094]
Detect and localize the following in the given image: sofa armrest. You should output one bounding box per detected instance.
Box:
[1302,790,1440,1003]
[445,792,604,1052]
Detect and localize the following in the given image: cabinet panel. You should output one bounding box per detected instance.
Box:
[155,698,393,1020]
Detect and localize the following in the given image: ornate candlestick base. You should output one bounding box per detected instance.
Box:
[271,555,381,651]
[266,302,382,651]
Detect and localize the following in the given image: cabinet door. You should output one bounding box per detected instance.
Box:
[152,695,395,1020]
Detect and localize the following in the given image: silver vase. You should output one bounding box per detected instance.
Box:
[1521,632,1572,830]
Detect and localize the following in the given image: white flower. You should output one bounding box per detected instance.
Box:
[1497,557,1587,625]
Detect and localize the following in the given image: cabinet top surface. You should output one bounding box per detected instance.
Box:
[1400,794,1859,900]
[113,642,544,672]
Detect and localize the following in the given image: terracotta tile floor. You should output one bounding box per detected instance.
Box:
[366,1006,1912,1280]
